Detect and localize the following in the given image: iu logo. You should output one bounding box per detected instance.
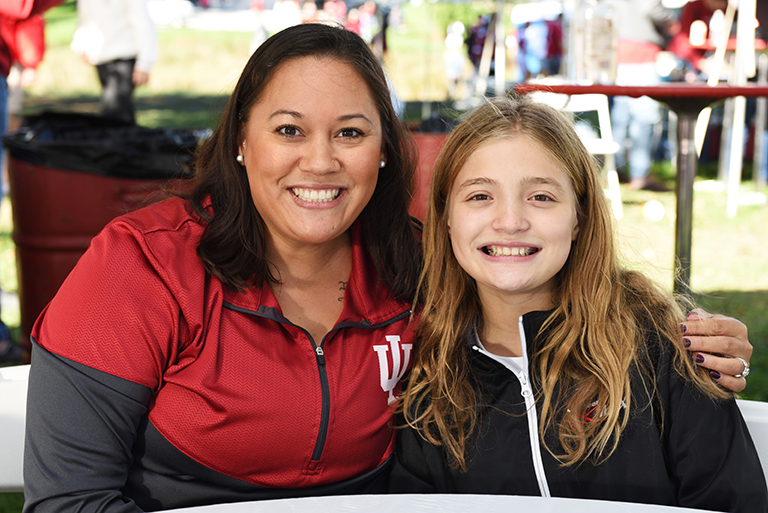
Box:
[372,335,413,402]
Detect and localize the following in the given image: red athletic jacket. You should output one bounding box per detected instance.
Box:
[24,197,416,512]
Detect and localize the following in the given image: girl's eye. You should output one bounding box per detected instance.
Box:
[277,125,301,137]
[469,193,491,201]
[338,128,363,138]
[531,194,554,202]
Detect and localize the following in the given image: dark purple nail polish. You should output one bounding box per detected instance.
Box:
[710,371,722,380]
[695,354,705,364]
[679,324,687,333]
[683,337,691,348]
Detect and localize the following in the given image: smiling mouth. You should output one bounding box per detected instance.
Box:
[482,246,539,257]
[292,188,341,203]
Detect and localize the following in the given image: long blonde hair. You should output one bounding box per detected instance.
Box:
[401,95,728,470]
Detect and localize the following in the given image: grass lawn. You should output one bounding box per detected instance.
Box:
[1,1,766,510]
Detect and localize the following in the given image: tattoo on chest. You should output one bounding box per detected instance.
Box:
[338,281,347,302]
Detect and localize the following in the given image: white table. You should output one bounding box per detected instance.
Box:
[161,494,716,513]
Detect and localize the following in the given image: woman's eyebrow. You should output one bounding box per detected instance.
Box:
[268,110,373,127]
[269,109,302,120]
[338,113,374,126]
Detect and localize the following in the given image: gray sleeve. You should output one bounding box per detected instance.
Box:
[23,340,153,513]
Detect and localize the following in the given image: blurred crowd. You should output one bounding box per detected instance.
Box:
[440,0,767,190]
[247,0,400,58]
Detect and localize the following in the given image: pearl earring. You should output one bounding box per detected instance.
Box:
[236,155,244,164]
[379,161,386,168]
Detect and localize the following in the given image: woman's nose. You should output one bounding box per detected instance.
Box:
[300,139,338,174]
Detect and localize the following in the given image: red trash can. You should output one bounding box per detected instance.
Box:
[409,132,449,221]
[2,113,206,360]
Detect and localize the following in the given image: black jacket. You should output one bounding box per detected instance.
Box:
[390,310,768,512]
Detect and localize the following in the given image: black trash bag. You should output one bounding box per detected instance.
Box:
[1,112,211,180]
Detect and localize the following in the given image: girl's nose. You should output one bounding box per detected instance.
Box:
[491,201,530,233]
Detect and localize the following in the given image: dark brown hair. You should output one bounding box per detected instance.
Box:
[188,23,420,301]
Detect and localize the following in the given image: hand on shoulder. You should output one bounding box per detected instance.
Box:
[681,308,751,393]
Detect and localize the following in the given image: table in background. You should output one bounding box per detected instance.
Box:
[161,494,717,513]
[516,83,768,296]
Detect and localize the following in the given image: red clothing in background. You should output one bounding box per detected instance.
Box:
[668,0,727,71]
[0,15,45,70]
[0,0,61,77]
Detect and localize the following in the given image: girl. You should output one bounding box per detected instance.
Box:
[390,95,767,512]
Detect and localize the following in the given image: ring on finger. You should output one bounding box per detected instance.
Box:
[734,356,750,379]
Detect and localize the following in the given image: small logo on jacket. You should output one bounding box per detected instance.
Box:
[373,335,412,402]
[585,399,627,422]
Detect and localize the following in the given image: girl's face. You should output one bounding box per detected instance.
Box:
[239,56,384,254]
[447,135,579,310]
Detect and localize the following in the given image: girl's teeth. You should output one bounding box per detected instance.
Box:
[485,246,537,257]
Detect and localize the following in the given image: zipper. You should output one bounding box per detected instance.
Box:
[517,316,552,497]
[307,313,410,462]
[311,344,330,461]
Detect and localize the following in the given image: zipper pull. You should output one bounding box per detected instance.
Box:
[315,346,326,365]
[519,372,533,398]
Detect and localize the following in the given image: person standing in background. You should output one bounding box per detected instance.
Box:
[610,0,679,191]
[71,0,158,124]
[444,21,466,100]
[543,15,563,76]
[755,0,768,185]
[3,13,45,135]
[0,0,62,365]
[667,0,730,75]
[465,14,492,97]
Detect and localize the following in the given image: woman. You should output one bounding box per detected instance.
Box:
[23,23,420,512]
[391,95,767,511]
[23,23,753,512]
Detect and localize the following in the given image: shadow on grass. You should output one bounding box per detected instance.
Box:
[21,94,229,130]
[695,290,768,401]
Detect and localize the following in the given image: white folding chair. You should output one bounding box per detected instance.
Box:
[528,91,623,219]
[737,398,768,484]
[0,364,29,492]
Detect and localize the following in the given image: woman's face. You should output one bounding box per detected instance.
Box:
[447,135,579,310]
[239,56,384,253]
